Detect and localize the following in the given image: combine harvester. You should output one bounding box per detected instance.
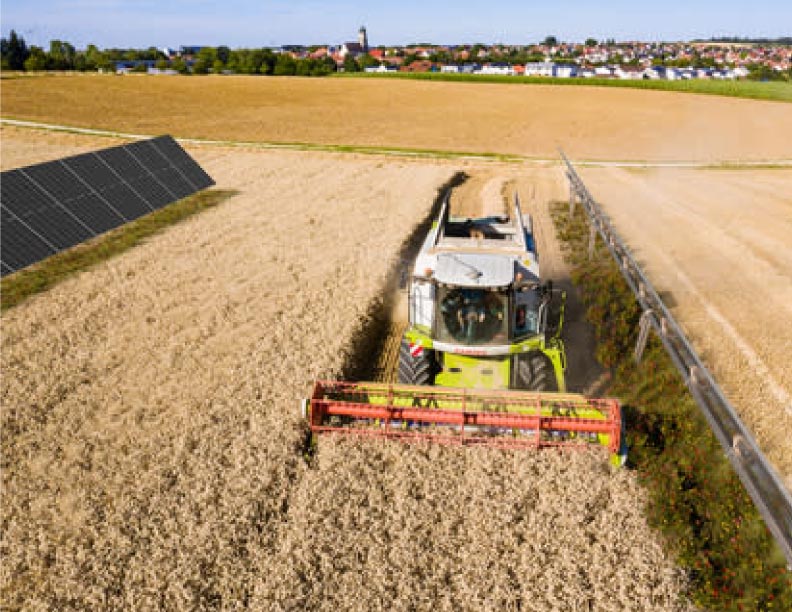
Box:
[302,194,626,465]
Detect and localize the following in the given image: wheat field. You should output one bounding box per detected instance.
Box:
[0,134,692,608]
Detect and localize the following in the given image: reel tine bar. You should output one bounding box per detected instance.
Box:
[308,381,621,453]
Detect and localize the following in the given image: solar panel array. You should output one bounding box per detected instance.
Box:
[1,135,214,276]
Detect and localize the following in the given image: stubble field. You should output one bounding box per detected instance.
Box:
[1,130,691,608]
[2,74,792,161]
[580,166,792,488]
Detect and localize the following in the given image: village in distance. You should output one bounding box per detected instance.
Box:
[2,26,791,82]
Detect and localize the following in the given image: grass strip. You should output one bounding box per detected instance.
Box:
[335,72,792,103]
[551,201,792,611]
[1,189,237,311]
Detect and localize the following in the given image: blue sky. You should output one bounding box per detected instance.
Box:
[1,0,787,49]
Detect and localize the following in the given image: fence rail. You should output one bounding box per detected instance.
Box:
[560,151,792,566]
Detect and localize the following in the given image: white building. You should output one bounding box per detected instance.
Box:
[553,64,577,78]
[665,68,682,80]
[476,63,515,75]
[524,62,554,77]
[615,66,643,80]
[364,65,397,73]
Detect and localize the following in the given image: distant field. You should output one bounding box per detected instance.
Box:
[3,74,792,161]
[338,72,792,103]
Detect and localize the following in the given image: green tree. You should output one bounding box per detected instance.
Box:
[318,56,336,75]
[143,46,162,61]
[262,49,277,74]
[428,49,451,64]
[212,59,225,74]
[216,45,230,65]
[542,35,558,47]
[192,58,210,74]
[228,48,267,74]
[273,53,297,75]
[83,44,103,70]
[295,59,313,76]
[747,64,783,81]
[402,53,417,67]
[358,53,380,68]
[155,58,169,71]
[585,38,598,47]
[196,47,216,65]
[1,30,30,70]
[342,54,360,72]
[23,46,48,71]
[97,57,115,72]
[171,57,189,74]
[249,49,265,74]
[48,40,76,69]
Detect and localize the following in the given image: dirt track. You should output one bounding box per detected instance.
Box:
[581,166,792,488]
[3,75,792,161]
[1,134,690,608]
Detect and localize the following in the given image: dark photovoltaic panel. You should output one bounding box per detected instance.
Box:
[1,135,214,276]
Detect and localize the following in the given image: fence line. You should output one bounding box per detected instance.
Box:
[560,150,792,566]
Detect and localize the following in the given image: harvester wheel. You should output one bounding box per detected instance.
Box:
[398,339,435,385]
[513,351,559,392]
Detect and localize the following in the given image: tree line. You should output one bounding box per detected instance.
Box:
[0,31,344,76]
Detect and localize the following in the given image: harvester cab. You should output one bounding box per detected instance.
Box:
[400,194,567,393]
[301,191,626,466]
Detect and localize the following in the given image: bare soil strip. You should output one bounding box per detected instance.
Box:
[580,166,792,489]
[1,135,690,607]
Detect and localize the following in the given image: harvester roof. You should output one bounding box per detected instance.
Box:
[434,252,536,287]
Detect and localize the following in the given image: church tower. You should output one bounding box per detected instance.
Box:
[358,26,369,54]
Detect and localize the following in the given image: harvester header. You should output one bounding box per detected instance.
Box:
[303,381,624,462]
